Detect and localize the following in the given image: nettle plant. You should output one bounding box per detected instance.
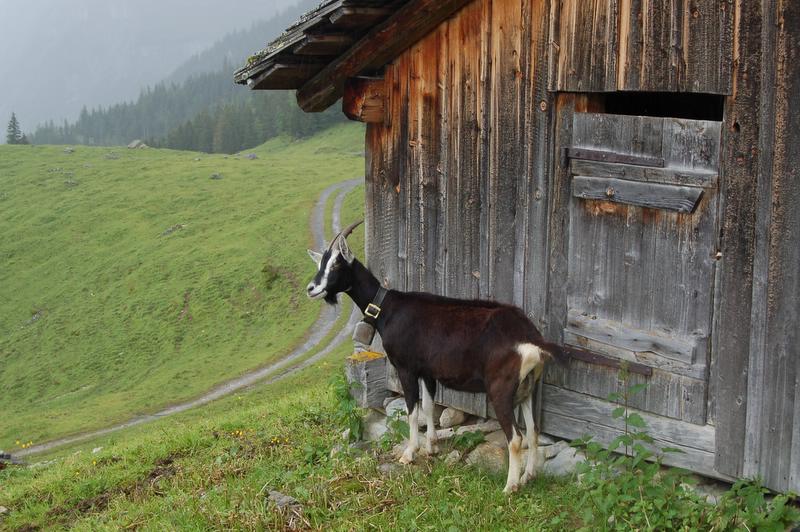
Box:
[570,364,799,531]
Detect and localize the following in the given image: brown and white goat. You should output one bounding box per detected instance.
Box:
[307,221,566,493]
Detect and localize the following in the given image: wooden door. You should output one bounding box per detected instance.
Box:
[542,111,722,475]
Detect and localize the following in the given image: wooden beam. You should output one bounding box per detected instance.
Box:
[572,176,704,213]
[293,34,355,56]
[329,7,392,28]
[297,0,475,112]
[250,61,326,90]
[342,77,385,123]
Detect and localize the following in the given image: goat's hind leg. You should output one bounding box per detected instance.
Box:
[488,385,523,494]
[520,394,540,485]
[397,370,420,465]
[421,377,438,455]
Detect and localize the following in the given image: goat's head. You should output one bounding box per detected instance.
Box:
[306,220,362,304]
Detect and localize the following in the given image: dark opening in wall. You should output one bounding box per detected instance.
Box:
[601,92,724,121]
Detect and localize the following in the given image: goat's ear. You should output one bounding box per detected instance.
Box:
[337,238,355,264]
[307,249,322,265]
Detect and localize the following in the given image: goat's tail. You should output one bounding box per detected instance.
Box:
[539,340,570,366]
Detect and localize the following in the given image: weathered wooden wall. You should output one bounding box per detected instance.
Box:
[547,0,734,94]
[361,0,799,492]
[366,0,553,325]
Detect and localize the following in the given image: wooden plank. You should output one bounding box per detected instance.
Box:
[345,353,389,408]
[548,0,733,94]
[569,159,717,188]
[293,33,355,56]
[565,310,698,365]
[563,344,652,376]
[572,176,704,213]
[564,331,707,381]
[743,0,800,493]
[485,0,522,304]
[297,0,475,111]
[343,77,385,123]
[567,147,665,168]
[711,0,762,478]
[522,0,553,328]
[444,1,482,300]
[542,385,715,452]
[328,6,392,28]
[546,356,708,425]
[249,61,326,90]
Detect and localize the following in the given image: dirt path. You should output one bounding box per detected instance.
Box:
[17,178,363,458]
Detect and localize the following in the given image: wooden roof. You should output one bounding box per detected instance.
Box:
[234,0,474,112]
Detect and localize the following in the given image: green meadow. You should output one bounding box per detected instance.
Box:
[0,124,365,450]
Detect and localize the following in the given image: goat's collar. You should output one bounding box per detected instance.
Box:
[362,286,387,324]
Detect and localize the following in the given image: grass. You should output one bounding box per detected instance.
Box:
[0,340,579,531]
[0,124,365,450]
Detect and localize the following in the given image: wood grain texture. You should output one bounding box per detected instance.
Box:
[297,0,475,111]
[572,176,704,213]
[548,0,733,93]
[343,77,386,123]
[711,0,761,478]
[742,0,800,493]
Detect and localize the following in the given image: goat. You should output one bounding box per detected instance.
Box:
[306,221,567,493]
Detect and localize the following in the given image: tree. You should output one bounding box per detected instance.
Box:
[6,112,22,144]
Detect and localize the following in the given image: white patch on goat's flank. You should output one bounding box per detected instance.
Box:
[516,343,543,382]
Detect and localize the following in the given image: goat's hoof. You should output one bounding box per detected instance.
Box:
[520,471,536,485]
[423,443,439,456]
[399,451,415,465]
[502,483,520,494]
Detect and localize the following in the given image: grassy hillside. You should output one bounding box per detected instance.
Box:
[0,123,365,450]
[0,340,579,531]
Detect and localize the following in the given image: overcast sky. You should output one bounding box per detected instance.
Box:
[0,0,297,133]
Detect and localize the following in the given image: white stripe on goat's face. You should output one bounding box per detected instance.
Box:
[306,247,340,300]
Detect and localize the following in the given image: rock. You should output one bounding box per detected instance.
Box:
[194,157,201,161]
[541,440,569,460]
[127,139,147,149]
[268,490,300,509]
[362,409,388,441]
[92,447,103,454]
[485,429,508,448]
[341,428,351,441]
[0,505,8,515]
[439,407,468,429]
[538,433,556,445]
[63,147,74,154]
[210,173,223,180]
[684,475,730,505]
[444,450,462,466]
[329,444,344,458]
[542,446,586,477]
[384,397,407,418]
[465,443,508,475]
[246,153,258,160]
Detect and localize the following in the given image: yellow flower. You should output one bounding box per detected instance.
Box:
[15,440,20,445]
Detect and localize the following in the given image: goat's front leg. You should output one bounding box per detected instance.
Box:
[421,377,438,455]
[397,370,420,465]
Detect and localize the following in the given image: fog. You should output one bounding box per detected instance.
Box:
[0,0,298,134]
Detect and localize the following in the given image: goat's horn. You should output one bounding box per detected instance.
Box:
[340,220,363,239]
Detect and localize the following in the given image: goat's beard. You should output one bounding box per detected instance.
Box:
[324,291,339,305]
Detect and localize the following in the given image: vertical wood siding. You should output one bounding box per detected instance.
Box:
[366,0,552,302]
[548,0,733,93]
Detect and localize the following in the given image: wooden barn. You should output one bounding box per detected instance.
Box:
[235,0,800,492]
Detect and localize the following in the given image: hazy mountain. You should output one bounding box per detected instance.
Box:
[0,0,298,137]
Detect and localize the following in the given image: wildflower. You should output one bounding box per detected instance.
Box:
[15,440,20,445]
